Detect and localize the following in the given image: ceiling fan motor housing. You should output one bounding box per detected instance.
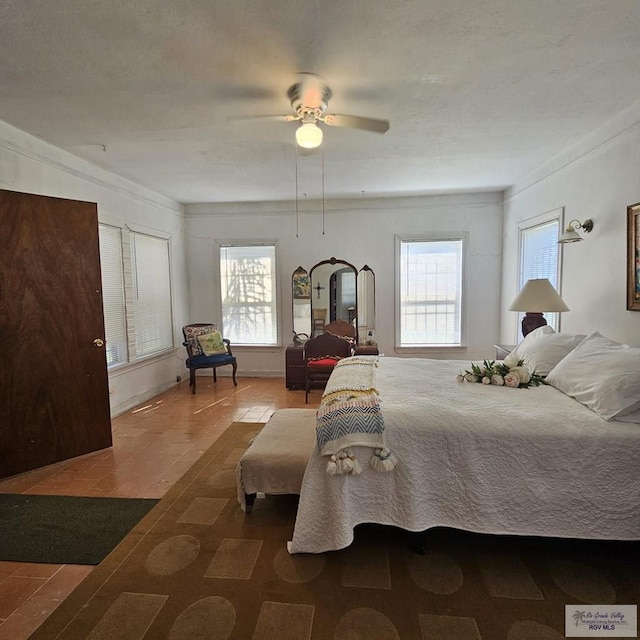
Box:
[288,81,332,118]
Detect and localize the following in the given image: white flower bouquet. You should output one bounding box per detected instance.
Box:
[456,358,545,389]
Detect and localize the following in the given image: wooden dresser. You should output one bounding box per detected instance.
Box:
[285,343,306,389]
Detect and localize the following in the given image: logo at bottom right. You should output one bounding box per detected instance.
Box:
[565,605,637,638]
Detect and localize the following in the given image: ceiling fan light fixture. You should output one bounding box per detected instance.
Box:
[295,122,323,149]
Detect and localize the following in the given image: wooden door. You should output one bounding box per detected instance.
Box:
[0,189,112,479]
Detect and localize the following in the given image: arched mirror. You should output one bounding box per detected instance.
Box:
[357,265,376,343]
[310,258,358,337]
[292,266,312,339]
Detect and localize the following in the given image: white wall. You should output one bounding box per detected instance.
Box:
[185,192,504,376]
[500,102,640,347]
[0,121,189,416]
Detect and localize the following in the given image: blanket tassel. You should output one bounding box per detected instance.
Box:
[370,448,398,472]
[326,451,362,475]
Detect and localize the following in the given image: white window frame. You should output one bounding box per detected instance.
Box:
[98,224,128,367]
[127,230,174,359]
[217,241,280,347]
[516,208,563,337]
[98,223,175,369]
[395,234,466,349]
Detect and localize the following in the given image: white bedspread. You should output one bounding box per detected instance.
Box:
[288,357,640,553]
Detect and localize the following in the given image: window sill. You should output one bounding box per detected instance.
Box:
[231,344,283,351]
[107,348,179,376]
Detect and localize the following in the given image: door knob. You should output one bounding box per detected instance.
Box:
[93,338,105,348]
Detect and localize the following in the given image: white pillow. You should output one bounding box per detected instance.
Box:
[508,326,585,376]
[546,332,640,421]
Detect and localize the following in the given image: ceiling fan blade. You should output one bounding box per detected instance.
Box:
[227,114,298,123]
[322,114,390,134]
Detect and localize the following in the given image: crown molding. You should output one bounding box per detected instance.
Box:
[185,191,503,217]
[505,99,640,201]
[0,121,183,216]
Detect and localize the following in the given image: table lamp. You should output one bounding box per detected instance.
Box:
[509,278,569,337]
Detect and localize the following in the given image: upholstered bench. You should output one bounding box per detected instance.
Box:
[236,408,317,513]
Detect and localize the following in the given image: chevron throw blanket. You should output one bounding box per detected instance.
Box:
[316,357,397,475]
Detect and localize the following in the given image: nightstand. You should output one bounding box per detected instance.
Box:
[285,343,306,389]
[494,344,517,360]
[354,344,379,356]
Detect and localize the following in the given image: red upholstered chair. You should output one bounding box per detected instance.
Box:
[303,332,353,403]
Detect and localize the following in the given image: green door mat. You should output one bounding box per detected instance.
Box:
[0,494,159,564]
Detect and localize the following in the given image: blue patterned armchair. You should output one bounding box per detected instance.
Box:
[182,324,238,394]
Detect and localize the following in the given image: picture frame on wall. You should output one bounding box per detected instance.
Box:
[628,202,640,311]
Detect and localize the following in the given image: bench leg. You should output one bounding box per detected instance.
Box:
[245,493,256,514]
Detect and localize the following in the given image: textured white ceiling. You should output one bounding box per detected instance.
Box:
[1,0,639,203]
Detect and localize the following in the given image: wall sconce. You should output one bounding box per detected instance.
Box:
[508,278,569,338]
[558,219,594,244]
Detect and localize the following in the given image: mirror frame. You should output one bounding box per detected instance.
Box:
[310,257,358,339]
[357,264,376,343]
[290,258,374,345]
[291,266,312,339]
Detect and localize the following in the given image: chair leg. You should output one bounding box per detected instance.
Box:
[213,368,217,383]
[190,369,196,394]
[231,361,238,386]
[305,374,309,404]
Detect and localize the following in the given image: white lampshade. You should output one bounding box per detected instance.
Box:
[295,122,323,149]
[558,218,594,244]
[509,279,569,312]
[558,228,582,243]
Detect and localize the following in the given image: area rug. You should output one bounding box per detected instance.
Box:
[28,421,639,640]
[0,494,159,564]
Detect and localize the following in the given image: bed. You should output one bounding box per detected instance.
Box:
[288,332,640,554]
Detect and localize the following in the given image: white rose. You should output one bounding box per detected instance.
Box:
[482,376,491,385]
[503,352,520,368]
[456,374,465,382]
[504,372,521,388]
[509,366,531,384]
[465,373,478,383]
[491,374,504,386]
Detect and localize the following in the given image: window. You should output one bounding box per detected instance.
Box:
[98,224,128,366]
[517,213,561,330]
[129,232,174,358]
[219,244,278,345]
[98,225,174,368]
[397,238,463,346]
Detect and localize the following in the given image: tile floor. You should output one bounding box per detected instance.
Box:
[0,375,313,640]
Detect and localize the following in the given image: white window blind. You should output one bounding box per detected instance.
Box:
[518,218,561,330]
[98,224,128,367]
[220,244,277,345]
[399,239,463,346]
[130,232,174,358]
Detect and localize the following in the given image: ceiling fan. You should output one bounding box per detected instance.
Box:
[232,73,390,149]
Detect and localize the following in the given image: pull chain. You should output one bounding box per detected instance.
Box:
[295,144,299,238]
[321,145,325,236]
